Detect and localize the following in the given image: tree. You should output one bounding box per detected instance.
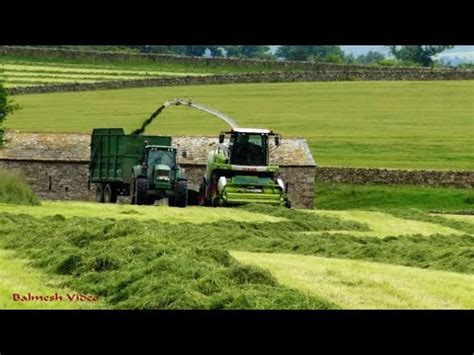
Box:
[276,46,345,62]
[356,51,386,65]
[388,46,454,67]
[207,46,226,57]
[222,45,273,59]
[0,73,20,147]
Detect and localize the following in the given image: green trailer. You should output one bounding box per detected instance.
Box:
[89,128,188,207]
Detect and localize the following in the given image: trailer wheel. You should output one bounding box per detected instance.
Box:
[135,177,148,205]
[175,180,188,208]
[104,184,117,203]
[95,184,104,203]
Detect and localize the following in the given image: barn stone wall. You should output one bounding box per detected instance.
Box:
[0,160,95,201]
[0,160,316,208]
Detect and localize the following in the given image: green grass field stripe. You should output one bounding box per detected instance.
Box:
[4,72,153,80]
[0,249,100,309]
[304,210,465,237]
[0,61,211,76]
[5,78,105,84]
[0,201,286,224]
[0,56,284,74]
[231,251,474,309]
[3,83,39,88]
[2,66,193,76]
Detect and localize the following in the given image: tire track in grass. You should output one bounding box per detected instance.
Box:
[302,210,465,237]
[231,251,474,309]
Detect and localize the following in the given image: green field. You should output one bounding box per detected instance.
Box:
[0,202,472,309]
[7,81,473,169]
[315,182,474,211]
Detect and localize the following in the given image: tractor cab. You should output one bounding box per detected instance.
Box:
[219,128,281,166]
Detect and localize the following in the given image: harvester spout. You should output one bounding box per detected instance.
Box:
[163,99,239,130]
[132,98,239,135]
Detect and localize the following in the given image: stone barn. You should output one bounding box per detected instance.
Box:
[0,133,316,208]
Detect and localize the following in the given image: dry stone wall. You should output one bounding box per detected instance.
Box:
[315,167,474,188]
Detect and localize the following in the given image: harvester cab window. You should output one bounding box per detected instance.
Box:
[231,133,267,166]
[148,149,175,168]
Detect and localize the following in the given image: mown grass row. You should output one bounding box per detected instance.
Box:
[0,211,344,309]
[0,203,472,309]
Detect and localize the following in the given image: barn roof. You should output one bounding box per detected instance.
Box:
[0,132,316,167]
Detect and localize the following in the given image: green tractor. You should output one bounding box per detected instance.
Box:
[199,128,291,207]
[89,128,188,207]
[130,144,188,207]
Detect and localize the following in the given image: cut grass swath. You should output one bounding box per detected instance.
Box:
[231,251,474,309]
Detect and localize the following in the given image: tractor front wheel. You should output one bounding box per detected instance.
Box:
[135,177,148,205]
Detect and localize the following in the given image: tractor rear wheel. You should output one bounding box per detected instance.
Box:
[95,184,104,203]
[103,184,117,203]
[135,177,148,205]
[175,180,188,208]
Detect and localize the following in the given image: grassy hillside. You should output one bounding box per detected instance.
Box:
[7,81,473,169]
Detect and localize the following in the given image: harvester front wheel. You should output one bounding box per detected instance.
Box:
[198,181,208,206]
[95,184,104,203]
[135,177,148,205]
[175,180,188,208]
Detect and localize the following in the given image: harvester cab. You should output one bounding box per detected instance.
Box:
[200,128,291,208]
